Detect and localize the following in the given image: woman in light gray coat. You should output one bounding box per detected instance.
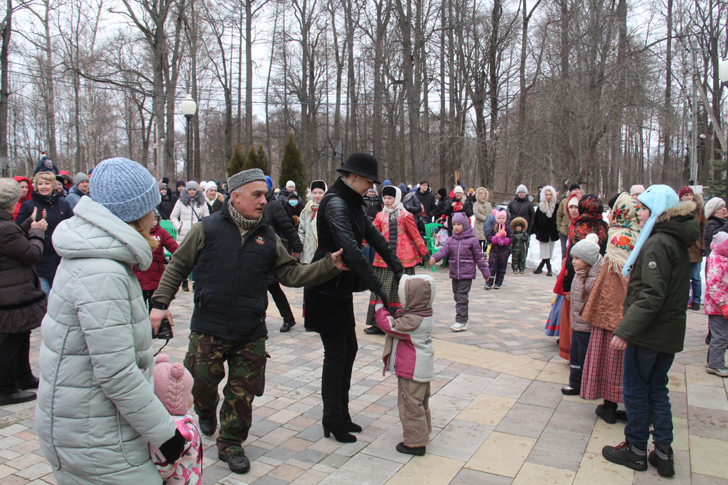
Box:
[36,158,186,485]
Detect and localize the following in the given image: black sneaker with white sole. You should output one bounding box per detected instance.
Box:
[602,441,648,471]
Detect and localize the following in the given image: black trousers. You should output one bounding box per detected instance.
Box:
[320,331,358,426]
[0,332,34,394]
[268,282,295,324]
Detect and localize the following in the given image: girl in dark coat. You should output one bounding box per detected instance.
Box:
[305,154,403,444]
[157,183,174,220]
[0,178,48,405]
[15,171,73,296]
[485,210,513,289]
[533,185,559,276]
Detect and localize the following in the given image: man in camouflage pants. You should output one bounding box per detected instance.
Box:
[151,169,346,475]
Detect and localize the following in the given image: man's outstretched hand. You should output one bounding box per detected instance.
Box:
[331,249,350,271]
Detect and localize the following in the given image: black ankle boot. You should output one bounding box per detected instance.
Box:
[323,423,356,443]
[533,260,545,274]
[546,259,553,276]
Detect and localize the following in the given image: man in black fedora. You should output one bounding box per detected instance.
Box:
[304,153,404,443]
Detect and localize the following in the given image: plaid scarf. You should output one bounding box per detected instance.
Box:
[227,198,261,237]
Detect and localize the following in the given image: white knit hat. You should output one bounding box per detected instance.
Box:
[286,180,296,189]
[705,197,725,220]
[571,233,601,267]
[454,186,464,194]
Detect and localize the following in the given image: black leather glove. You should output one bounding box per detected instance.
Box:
[159,428,186,464]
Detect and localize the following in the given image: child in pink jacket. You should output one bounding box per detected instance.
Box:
[150,354,203,484]
[705,232,728,377]
[375,274,436,457]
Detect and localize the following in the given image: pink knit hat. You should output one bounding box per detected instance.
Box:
[153,354,194,416]
[493,209,507,221]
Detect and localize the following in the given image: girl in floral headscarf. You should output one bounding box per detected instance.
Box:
[579,193,641,423]
[552,194,608,359]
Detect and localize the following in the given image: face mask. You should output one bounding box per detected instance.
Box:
[289,199,299,207]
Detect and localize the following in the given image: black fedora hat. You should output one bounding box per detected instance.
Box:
[336,152,381,184]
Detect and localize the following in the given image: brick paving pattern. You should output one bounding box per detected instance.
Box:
[1,267,727,484]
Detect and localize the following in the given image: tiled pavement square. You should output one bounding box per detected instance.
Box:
[1,269,726,484]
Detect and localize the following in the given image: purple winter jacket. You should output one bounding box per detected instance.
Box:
[432,214,491,280]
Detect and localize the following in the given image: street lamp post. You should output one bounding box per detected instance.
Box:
[181,94,197,181]
[720,60,728,202]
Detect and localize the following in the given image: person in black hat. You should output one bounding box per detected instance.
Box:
[305,153,404,444]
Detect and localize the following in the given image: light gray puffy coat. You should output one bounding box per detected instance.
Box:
[36,196,176,485]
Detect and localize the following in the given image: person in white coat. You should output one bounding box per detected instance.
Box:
[170,181,210,245]
[170,181,209,291]
[298,180,327,264]
[36,157,187,485]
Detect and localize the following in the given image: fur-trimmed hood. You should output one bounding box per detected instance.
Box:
[538,185,557,217]
[656,200,696,224]
[510,216,528,232]
[476,187,489,204]
[653,200,700,250]
[180,188,206,207]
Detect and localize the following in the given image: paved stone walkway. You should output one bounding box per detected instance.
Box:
[1,268,727,484]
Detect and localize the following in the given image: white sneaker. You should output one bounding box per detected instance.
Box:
[706,367,728,378]
[451,322,468,332]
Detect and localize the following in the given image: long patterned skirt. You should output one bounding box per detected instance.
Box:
[558,297,572,361]
[580,327,624,402]
[365,266,416,327]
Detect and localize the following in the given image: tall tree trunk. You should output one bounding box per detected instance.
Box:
[394,0,423,180]
[245,0,253,148]
[0,0,12,163]
[661,0,672,184]
[43,4,57,160]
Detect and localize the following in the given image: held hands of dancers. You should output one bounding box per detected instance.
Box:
[331,248,350,271]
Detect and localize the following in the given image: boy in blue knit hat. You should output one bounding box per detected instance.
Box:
[602,185,700,478]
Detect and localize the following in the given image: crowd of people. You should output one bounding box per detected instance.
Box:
[0,151,727,483]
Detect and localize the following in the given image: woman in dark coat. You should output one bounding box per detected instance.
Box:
[157,183,174,220]
[442,186,473,235]
[15,171,73,296]
[305,153,403,443]
[533,185,559,276]
[0,178,48,405]
[507,184,536,232]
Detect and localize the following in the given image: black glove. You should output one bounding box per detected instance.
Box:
[159,428,186,464]
[392,269,404,286]
[422,252,431,266]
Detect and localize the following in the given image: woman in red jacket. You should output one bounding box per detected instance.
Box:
[134,210,178,312]
[364,185,429,334]
[12,176,32,221]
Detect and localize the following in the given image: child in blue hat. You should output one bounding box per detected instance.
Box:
[602,185,700,478]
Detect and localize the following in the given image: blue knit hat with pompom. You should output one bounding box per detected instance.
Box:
[90,158,160,222]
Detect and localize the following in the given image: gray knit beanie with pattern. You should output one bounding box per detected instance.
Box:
[228,168,267,193]
[90,158,160,222]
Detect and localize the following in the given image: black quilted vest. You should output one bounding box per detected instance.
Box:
[190,202,277,340]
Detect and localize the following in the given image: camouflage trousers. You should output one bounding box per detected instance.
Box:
[184,332,267,453]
